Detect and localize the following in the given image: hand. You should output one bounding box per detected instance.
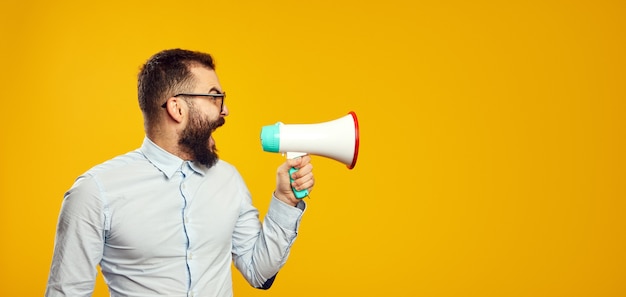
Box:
[274,155,314,206]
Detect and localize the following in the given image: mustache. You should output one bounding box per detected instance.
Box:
[211,117,226,130]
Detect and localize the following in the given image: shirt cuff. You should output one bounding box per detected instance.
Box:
[267,195,306,231]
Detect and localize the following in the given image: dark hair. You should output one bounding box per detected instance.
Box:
[137,49,215,124]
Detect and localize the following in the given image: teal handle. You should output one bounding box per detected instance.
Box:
[289,167,309,199]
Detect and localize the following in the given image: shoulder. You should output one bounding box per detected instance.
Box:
[83,149,146,176]
[214,159,236,172]
[70,149,147,193]
[205,160,249,191]
[210,159,243,179]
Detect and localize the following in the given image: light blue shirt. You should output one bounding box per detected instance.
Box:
[46,137,306,297]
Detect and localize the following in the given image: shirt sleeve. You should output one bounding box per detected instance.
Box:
[231,188,306,289]
[45,175,106,297]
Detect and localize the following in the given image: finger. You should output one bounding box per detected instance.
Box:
[293,177,314,192]
[292,171,314,190]
[287,155,311,169]
[290,163,313,179]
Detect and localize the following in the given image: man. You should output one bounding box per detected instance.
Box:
[46,48,314,297]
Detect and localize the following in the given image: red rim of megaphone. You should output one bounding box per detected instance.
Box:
[348,111,359,169]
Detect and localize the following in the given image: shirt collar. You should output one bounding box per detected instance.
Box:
[140,137,208,179]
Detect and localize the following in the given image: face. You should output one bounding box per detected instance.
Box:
[178,66,228,167]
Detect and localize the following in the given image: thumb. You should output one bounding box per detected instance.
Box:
[286,157,304,169]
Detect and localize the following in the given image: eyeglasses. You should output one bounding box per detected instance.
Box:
[161,92,226,112]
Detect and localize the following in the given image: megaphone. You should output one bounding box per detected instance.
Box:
[260,111,360,198]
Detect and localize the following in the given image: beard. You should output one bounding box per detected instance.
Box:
[178,106,226,168]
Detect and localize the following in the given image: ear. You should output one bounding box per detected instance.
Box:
[163,97,186,123]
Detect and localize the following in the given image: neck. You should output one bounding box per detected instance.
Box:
[147,125,192,161]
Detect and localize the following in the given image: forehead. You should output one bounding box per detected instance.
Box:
[189,66,222,91]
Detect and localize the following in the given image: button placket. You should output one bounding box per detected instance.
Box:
[178,163,194,292]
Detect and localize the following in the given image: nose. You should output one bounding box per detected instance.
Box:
[221,103,229,116]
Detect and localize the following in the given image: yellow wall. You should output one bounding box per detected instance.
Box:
[1,0,625,296]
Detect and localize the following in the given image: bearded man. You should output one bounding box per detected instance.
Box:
[46,49,314,297]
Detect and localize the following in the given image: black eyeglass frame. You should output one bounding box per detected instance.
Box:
[161,92,226,112]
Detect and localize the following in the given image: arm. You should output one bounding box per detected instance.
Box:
[232,156,314,289]
[45,176,105,297]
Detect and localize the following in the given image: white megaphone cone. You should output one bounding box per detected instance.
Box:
[260,112,360,198]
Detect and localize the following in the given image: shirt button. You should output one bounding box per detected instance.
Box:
[188,252,193,260]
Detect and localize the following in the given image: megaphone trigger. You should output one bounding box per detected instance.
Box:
[289,167,309,199]
[286,152,310,199]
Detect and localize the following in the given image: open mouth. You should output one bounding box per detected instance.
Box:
[209,118,224,151]
[209,134,216,149]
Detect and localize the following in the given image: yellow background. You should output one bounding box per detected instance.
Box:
[1,0,625,296]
